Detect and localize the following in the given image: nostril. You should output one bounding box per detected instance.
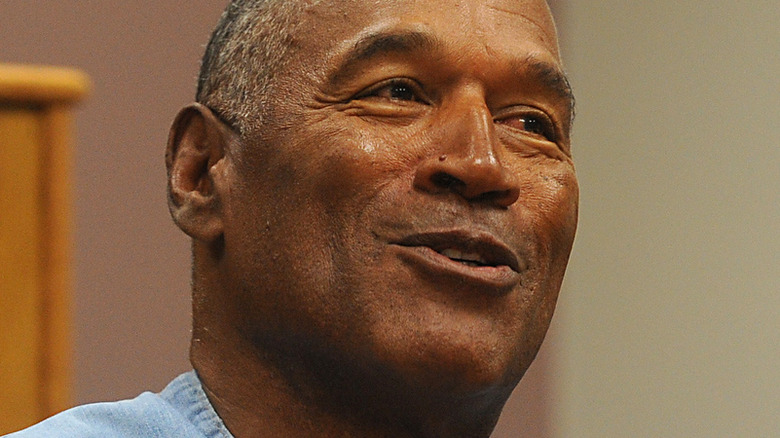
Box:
[431,172,463,190]
[473,189,515,204]
[413,156,520,207]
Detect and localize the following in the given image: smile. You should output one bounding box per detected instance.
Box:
[392,230,523,290]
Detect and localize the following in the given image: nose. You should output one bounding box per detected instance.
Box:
[413,104,520,208]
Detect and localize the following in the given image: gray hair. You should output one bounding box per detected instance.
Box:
[196,0,310,135]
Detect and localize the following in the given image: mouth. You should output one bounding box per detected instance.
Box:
[392,230,523,289]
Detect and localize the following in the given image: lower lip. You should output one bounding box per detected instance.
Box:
[392,245,520,291]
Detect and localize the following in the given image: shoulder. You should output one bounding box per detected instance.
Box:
[4,392,177,437]
[4,372,224,438]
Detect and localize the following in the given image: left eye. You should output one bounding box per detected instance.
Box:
[498,112,556,142]
[520,116,546,136]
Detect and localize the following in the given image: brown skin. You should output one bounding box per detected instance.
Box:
[167,0,577,436]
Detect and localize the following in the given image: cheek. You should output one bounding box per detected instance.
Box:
[307,123,425,218]
[513,162,578,313]
[546,166,579,254]
[523,162,579,249]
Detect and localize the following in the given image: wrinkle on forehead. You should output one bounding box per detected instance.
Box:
[296,0,563,77]
[481,0,560,58]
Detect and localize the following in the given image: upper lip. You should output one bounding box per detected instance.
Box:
[394,229,522,273]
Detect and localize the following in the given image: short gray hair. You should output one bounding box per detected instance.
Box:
[196,0,310,135]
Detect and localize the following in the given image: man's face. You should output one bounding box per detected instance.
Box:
[220,0,577,405]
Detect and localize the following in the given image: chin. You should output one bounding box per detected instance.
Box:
[369,310,538,398]
[382,334,527,438]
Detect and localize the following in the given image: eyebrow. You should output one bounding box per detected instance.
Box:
[328,30,442,84]
[347,30,441,63]
[513,55,576,121]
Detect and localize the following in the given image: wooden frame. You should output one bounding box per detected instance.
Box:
[0,64,89,434]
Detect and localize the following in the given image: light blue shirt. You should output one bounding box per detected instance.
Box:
[5,371,234,437]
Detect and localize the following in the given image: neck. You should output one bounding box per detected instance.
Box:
[190,322,507,438]
[192,330,403,438]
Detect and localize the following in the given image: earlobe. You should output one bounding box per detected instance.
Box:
[166,103,232,242]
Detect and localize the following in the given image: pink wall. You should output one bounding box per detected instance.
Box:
[1,0,229,403]
[1,2,566,436]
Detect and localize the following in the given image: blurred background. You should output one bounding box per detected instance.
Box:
[1,1,777,437]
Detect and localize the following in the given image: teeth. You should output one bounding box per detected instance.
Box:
[440,248,487,265]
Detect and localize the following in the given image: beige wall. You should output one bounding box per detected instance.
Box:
[1,2,565,436]
[555,2,780,437]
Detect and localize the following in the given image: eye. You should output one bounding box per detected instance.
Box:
[387,84,415,101]
[497,111,557,142]
[520,116,543,135]
[356,78,428,104]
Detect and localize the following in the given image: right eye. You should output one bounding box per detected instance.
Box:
[357,78,428,104]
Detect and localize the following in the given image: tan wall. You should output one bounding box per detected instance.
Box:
[555,2,780,436]
[0,2,568,436]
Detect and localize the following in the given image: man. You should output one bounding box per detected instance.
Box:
[9,0,576,436]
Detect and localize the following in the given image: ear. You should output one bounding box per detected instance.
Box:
[166,103,233,243]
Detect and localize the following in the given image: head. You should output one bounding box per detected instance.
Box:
[167,0,577,436]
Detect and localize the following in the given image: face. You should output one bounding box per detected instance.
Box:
[218,0,577,412]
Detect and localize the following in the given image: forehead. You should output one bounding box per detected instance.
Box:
[295,0,560,63]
